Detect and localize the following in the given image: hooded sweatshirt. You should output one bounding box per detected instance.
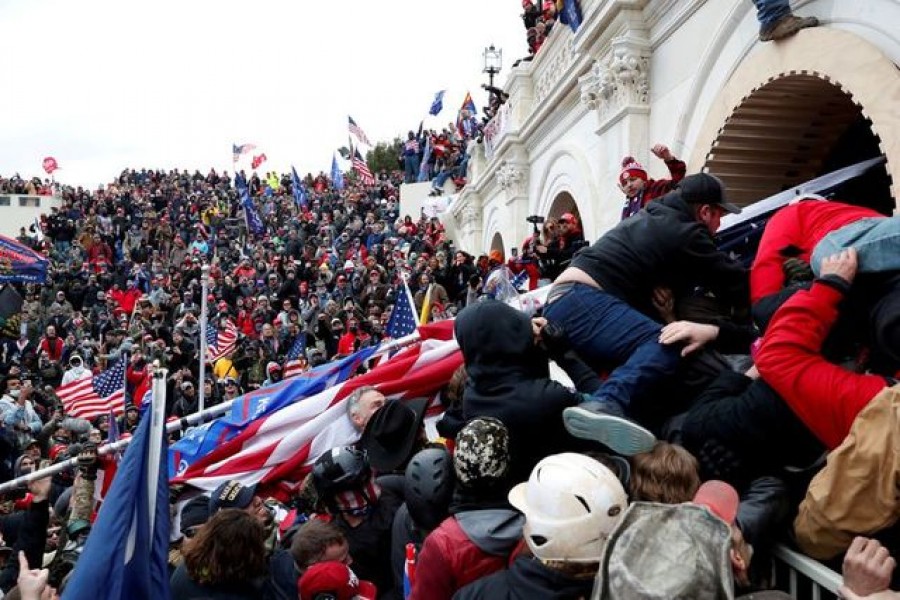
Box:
[454,301,596,483]
[452,555,595,600]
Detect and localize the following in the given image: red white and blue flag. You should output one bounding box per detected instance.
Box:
[232,143,256,163]
[206,319,238,362]
[171,322,460,499]
[352,149,375,185]
[348,116,372,147]
[57,358,126,420]
[283,333,308,379]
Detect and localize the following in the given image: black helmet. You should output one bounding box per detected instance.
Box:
[404,446,455,531]
[311,446,370,499]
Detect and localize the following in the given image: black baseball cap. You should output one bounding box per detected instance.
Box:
[676,173,741,215]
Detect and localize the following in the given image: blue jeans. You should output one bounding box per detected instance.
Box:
[543,284,681,412]
[404,155,419,183]
[752,0,791,28]
[811,217,900,276]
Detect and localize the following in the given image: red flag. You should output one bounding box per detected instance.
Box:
[42,157,59,174]
[251,153,267,169]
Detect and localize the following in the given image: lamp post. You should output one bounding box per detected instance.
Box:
[482,44,503,89]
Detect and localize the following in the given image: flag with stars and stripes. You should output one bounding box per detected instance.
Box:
[348,116,372,147]
[283,333,308,379]
[232,143,256,163]
[57,358,126,419]
[386,282,417,339]
[207,319,238,362]
[352,149,375,185]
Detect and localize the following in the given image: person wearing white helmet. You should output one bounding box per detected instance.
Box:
[454,452,628,600]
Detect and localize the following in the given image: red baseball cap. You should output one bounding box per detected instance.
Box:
[298,561,377,600]
[692,480,739,525]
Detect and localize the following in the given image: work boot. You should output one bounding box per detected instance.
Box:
[563,400,657,456]
[759,14,819,42]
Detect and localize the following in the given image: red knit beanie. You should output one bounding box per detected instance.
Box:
[619,156,648,185]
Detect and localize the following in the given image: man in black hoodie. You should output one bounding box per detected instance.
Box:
[453,300,603,484]
[542,174,747,455]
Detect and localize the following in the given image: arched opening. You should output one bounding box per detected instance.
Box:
[489,232,505,257]
[547,191,581,221]
[703,73,893,214]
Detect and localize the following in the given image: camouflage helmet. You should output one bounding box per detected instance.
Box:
[454,417,510,488]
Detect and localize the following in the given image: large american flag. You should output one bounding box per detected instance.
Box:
[386,282,417,339]
[57,358,126,419]
[348,116,372,147]
[207,319,238,362]
[283,333,308,379]
[172,322,460,499]
[352,149,375,185]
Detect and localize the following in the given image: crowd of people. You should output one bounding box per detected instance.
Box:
[0,4,893,597]
[0,174,53,197]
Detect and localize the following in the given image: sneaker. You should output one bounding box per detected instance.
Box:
[759,14,819,42]
[563,405,657,456]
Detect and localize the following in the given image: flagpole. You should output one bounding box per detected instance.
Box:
[0,330,427,494]
[198,264,210,413]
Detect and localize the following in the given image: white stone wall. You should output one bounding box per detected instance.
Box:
[450,0,900,256]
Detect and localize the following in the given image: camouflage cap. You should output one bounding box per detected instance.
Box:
[453,417,510,488]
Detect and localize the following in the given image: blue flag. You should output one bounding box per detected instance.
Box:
[240,187,265,237]
[0,235,49,284]
[429,90,445,116]
[63,388,170,600]
[234,170,248,192]
[291,166,307,208]
[331,154,344,190]
[559,0,582,32]
[168,345,378,478]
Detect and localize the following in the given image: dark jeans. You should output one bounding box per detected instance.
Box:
[752,0,791,28]
[543,283,680,412]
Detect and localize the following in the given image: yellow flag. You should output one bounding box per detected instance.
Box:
[419,283,434,326]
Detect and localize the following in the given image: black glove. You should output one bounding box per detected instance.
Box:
[782,257,813,286]
[76,442,98,481]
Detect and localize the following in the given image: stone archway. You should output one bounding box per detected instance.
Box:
[686,27,900,214]
[547,191,580,221]
[489,232,505,256]
[704,73,893,214]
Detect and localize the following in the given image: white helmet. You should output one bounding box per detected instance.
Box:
[508,453,628,563]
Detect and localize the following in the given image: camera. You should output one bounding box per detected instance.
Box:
[526,215,546,225]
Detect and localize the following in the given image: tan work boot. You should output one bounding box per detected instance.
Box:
[759,14,819,42]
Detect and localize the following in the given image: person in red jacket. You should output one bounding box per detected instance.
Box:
[619,144,686,220]
[756,247,889,450]
[750,198,883,305]
[38,326,64,364]
[109,280,141,314]
[410,417,524,600]
[756,247,900,559]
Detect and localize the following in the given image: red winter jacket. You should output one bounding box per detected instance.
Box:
[756,279,886,449]
[409,513,520,600]
[750,200,881,303]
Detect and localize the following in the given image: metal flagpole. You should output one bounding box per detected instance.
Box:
[198,264,210,413]
[0,331,427,494]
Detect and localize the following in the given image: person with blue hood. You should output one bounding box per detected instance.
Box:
[451,299,602,483]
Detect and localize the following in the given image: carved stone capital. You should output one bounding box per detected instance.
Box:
[496,162,528,196]
[580,40,650,122]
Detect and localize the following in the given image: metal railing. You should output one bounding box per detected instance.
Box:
[772,544,842,600]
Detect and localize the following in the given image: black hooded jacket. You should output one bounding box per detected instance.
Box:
[570,191,749,318]
[453,555,595,600]
[454,301,600,483]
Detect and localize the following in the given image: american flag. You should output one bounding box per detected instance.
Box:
[207,319,238,362]
[171,322,460,499]
[232,143,256,163]
[352,149,375,185]
[283,333,308,379]
[57,358,126,419]
[386,281,417,339]
[348,116,372,147]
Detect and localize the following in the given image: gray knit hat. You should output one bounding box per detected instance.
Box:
[453,417,510,488]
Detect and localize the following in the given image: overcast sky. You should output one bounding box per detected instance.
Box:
[0,0,527,187]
